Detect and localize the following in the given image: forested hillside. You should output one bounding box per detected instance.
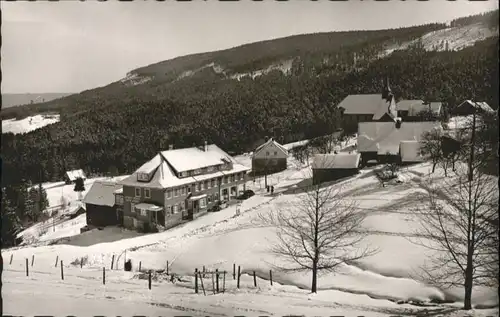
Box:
[1,11,498,188]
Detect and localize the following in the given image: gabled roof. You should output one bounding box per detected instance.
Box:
[338,94,396,121]
[312,153,361,169]
[253,138,288,157]
[338,94,385,115]
[160,144,236,173]
[397,100,425,112]
[65,169,86,181]
[358,121,442,155]
[83,181,122,207]
[373,95,397,121]
[119,144,250,189]
[457,100,494,113]
[407,102,442,116]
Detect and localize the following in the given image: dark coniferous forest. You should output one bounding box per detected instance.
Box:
[1,11,498,189]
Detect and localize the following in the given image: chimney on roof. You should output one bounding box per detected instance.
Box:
[395,118,402,129]
[204,141,208,152]
[264,136,269,142]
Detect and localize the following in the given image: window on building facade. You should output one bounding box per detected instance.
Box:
[173,205,179,214]
[116,195,123,205]
[194,169,202,175]
[187,186,191,193]
[200,182,204,190]
[144,188,151,198]
[199,198,207,208]
[224,176,228,184]
[197,183,201,191]
[207,194,212,203]
[181,187,186,195]
[205,180,209,189]
[166,205,172,214]
[207,166,214,172]
[174,188,179,197]
[167,190,172,199]
[274,151,277,156]
[179,203,184,212]
[266,151,270,156]
[135,188,141,197]
[211,179,216,187]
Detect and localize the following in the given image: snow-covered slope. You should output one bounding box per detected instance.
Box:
[2,114,60,134]
[380,22,498,57]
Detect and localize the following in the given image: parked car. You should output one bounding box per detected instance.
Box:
[211,200,228,212]
[237,190,255,200]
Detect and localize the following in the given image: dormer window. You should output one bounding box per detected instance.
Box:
[179,172,186,178]
[207,166,215,173]
[137,172,149,182]
[193,168,202,175]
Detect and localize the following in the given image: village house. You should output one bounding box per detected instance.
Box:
[396,100,443,121]
[64,169,86,184]
[454,100,495,116]
[118,142,250,232]
[357,120,442,165]
[83,181,123,228]
[337,79,397,132]
[312,152,361,185]
[251,137,289,176]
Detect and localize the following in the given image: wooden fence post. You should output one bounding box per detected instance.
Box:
[233,263,236,280]
[203,265,206,278]
[55,255,59,267]
[31,255,35,267]
[211,272,216,295]
[166,261,169,275]
[199,272,206,296]
[215,269,219,293]
[148,270,152,290]
[103,267,106,285]
[80,257,84,268]
[60,261,64,280]
[237,266,241,289]
[124,250,127,268]
[253,271,257,287]
[270,270,273,286]
[194,268,199,294]
[111,255,115,270]
[222,271,226,293]
[139,261,142,272]
[26,258,29,277]
[10,254,13,265]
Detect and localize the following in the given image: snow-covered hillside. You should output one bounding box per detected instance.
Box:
[120,72,153,87]
[380,22,498,57]
[2,114,60,134]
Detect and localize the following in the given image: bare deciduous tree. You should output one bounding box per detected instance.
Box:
[257,180,377,293]
[411,164,498,310]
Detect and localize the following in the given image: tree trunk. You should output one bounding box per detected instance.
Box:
[464,255,474,310]
[311,260,317,293]
[432,161,437,173]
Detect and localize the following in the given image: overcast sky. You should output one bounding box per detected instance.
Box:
[2,0,497,94]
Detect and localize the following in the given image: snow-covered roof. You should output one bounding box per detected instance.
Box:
[400,141,426,163]
[65,169,86,181]
[119,145,250,189]
[358,121,442,155]
[312,153,361,169]
[457,100,494,113]
[160,144,236,173]
[407,102,442,116]
[397,100,425,111]
[338,94,397,121]
[253,138,288,157]
[83,181,122,207]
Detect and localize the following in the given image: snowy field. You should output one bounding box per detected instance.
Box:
[2,114,61,134]
[3,141,498,316]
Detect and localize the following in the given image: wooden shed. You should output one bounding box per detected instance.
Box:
[83,181,122,228]
[312,153,361,185]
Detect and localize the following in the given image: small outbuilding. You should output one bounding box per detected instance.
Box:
[312,153,361,185]
[251,137,288,176]
[454,100,495,116]
[64,169,87,184]
[83,181,122,228]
